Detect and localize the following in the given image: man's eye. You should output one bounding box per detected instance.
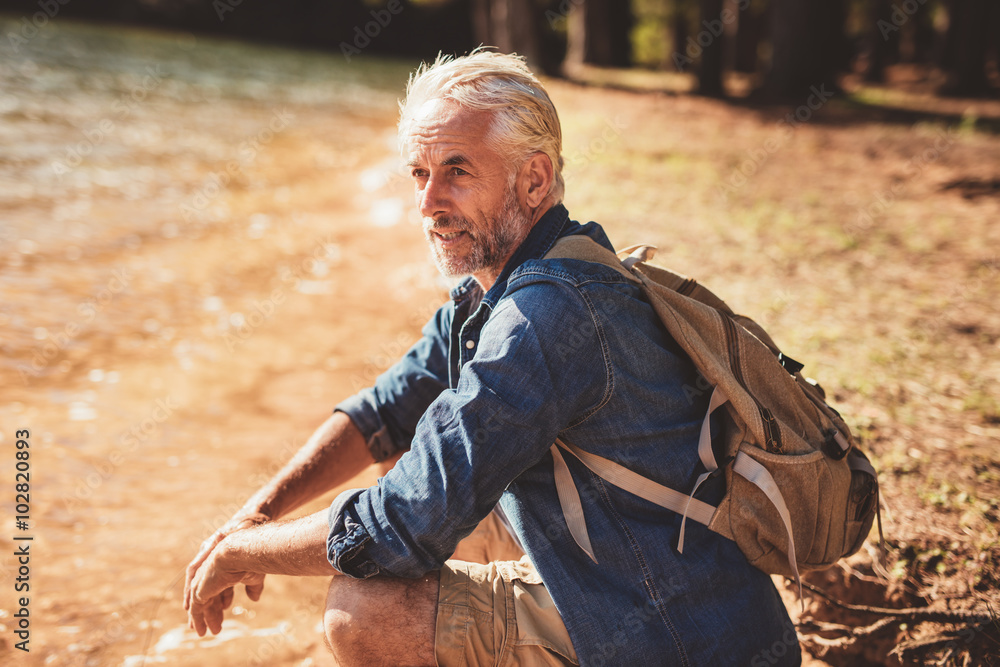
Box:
[452,167,468,176]
[411,169,428,179]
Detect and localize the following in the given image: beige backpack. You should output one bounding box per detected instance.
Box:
[544,235,880,594]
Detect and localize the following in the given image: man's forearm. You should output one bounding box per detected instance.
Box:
[184,412,372,617]
[243,411,374,520]
[188,511,338,630]
[218,510,340,577]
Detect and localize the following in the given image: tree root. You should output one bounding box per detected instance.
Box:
[796,579,1000,662]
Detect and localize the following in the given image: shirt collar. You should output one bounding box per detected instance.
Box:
[450,203,572,307]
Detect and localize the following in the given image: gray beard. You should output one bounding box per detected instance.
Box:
[426,187,530,280]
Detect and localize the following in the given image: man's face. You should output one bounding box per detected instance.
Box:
[405,99,532,284]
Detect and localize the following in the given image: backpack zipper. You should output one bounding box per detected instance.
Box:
[722,313,784,453]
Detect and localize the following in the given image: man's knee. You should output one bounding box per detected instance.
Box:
[324,576,366,654]
[323,573,440,664]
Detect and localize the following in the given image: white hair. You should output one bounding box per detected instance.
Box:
[398,49,565,203]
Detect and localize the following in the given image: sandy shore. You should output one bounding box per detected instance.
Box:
[0,19,449,665]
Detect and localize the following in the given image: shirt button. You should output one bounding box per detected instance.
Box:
[465,340,475,349]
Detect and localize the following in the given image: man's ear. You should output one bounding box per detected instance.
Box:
[519,153,554,209]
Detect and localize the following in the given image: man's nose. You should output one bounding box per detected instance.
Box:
[418,176,450,219]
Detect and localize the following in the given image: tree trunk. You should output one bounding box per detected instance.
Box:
[733,3,762,74]
[697,0,725,95]
[865,0,897,83]
[824,0,850,72]
[763,0,845,98]
[472,0,492,48]
[669,1,691,71]
[912,0,936,64]
[472,0,542,68]
[942,0,991,96]
[565,0,632,68]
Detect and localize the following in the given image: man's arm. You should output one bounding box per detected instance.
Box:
[183,412,371,613]
[187,510,338,636]
[328,280,610,578]
[183,300,453,627]
[239,411,374,520]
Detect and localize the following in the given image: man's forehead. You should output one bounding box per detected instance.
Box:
[405,98,494,156]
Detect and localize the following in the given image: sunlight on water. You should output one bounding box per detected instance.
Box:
[121,621,295,665]
[0,20,434,663]
[0,15,408,244]
[0,16,417,385]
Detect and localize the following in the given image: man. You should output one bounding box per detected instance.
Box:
[185,50,800,666]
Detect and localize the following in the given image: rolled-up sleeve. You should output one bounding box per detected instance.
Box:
[327,277,609,578]
[335,302,453,462]
[326,488,381,577]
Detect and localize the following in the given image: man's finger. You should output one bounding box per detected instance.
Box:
[183,535,222,610]
[220,586,234,610]
[183,564,204,612]
[184,572,194,611]
[184,563,198,611]
[206,597,225,636]
[189,603,208,637]
[245,573,266,602]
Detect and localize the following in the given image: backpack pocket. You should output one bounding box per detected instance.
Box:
[716,443,863,578]
[841,450,879,558]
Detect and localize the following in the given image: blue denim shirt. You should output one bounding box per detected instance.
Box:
[328,204,800,666]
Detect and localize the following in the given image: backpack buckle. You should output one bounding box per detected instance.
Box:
[822,428,851,460]
[778,353,804,375]
[708,454,735,478]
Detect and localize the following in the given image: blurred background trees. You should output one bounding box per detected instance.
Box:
[0,0,996,97]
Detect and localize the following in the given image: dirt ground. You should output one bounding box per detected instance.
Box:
[1,18,999,667]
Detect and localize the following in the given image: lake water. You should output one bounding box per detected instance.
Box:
[0,15,411,247]
[0,15,424,384]
[0,18,438,664]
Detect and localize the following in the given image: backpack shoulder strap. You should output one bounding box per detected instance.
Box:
[545,236,736,315]
[544,235,637,282]
[544,234,804,589]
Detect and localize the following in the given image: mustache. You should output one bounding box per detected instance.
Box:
[425,217,474,234]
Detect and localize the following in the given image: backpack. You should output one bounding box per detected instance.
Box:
[544,235,880,595]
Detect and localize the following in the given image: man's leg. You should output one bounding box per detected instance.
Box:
[324,571,439,667]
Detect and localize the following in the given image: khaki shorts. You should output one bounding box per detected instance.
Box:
[435,555,579,666]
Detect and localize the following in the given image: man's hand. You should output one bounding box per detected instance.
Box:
[183,512,269,624]
[180,414,373,636]
[182,413,373,621]
[184,511,341,636]
[187,539,266,636]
